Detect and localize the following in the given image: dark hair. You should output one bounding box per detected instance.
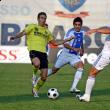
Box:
[37,12,47,19]
[73,17,83,25]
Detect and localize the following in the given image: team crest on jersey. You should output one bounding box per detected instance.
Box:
[59,0,86,12]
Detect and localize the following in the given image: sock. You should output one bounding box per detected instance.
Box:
[34,78,45,91]
[32,66,39,80]
[70,68,83,90]
[85,76,95,96]
[48,69,53,76]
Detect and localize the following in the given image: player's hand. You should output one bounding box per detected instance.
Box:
[10,36,15,41]
[80,49,84,56]
[69,36,76,40]
[73,48,81,52]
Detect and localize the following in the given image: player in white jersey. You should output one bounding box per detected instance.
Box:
[79,26,110,102]
[47,17,85,93]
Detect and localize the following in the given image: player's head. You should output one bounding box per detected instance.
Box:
[37,12,47,26]
[73,17,83,32]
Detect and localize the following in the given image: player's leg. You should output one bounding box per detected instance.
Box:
[33,68,48,97]
[31,57,40,86]
[31,57,41,97]
[79,66,99,102]
[32,65,39,86]
[80,53,110,102]
[30,51,40,86]
[70,60,84,93]
[31,51,48,97]
[47,52,68,77]
[47,66,60,76]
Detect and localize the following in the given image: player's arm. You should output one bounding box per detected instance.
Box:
[10,31,26,41]
[63,43,81,52]
[96,28,110,34]
[80,43,84,56]
[86,28,110,35]
[49,36,75,46]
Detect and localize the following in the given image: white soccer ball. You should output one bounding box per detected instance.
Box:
[47,88,59,99]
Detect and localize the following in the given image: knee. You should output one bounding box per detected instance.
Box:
[41,76,47,81]
[75,62,84,69]
[89,67,99,77]
[78,62,84,68]
[34,62,40,69]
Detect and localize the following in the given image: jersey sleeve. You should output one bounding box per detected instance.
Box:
[23,24,34,34]
[47,31,54,42]
[63,29,73,44]
[64,29,73,40]
[81,30,85,36]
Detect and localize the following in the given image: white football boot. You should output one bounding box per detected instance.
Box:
[79,94,90,102]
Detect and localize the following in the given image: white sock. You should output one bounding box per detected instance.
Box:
[48,69,52,76]
[85,76,95,96]
[70,79,79,91]
[70,69,83,90]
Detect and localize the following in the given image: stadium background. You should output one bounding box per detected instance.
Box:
[0,1,110,110]
[0,0,110,64]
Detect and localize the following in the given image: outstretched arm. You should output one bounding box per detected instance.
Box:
[80,43,84,56]
[96,28,110,34]
[10,31,26,41]
[49,36,75,46]
[63,43,81,52]
[86,27,110,35]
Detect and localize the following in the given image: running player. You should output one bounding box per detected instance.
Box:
[43,17,85,93]
[79,26,110,102]
[10,12,75,98]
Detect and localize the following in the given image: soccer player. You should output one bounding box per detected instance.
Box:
[79,27,110,102]
[10,12,75,98]
[45,17,85,93]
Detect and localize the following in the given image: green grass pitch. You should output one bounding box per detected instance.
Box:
[0,63,110,110]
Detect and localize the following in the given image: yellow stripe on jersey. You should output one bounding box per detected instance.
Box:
[24,24,53,53]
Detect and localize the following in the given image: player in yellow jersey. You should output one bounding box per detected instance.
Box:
[10,12,75,98]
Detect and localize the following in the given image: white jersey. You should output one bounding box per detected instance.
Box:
[102,26,110,54]
[93,25,110,70]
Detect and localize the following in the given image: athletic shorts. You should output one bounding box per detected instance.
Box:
[93,53,110,70]
[54,51,81,68]
[29,50,48,69]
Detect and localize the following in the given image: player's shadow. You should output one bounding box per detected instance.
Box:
[0,94,35,103]
[57,91,77,99]
[0,93,48,103]
[58,88,110,100]
[92,88,110,96]
[0,88,109,103]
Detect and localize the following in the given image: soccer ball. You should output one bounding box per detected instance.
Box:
[47,88,59,99]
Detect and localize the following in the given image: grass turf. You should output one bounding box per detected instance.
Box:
[0,63,110,110]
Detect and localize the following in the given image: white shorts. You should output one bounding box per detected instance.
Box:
[93,53,110,70]
[54,51,81,68]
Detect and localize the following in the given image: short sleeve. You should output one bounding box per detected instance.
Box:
[24,24,34,34]
[82,31,86,36]
[64,28,73,40]
[47,31,54,42]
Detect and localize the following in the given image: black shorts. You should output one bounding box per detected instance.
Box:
[29,50,48,69]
